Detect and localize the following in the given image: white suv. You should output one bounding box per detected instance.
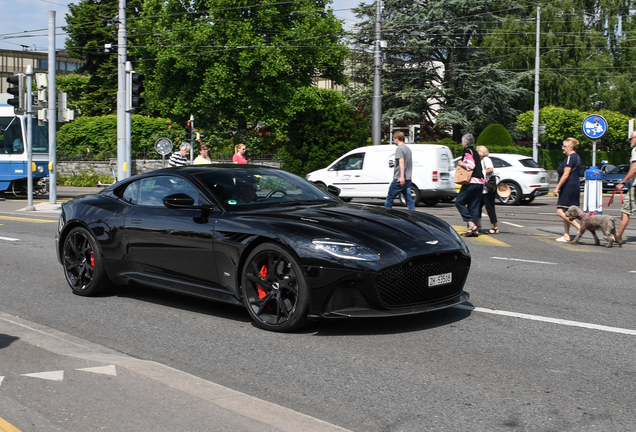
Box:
[453,153,549,205]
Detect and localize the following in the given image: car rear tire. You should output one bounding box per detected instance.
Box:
[440,197,454,203]
[398,185,421,206]
[497,181,521,205]
[241,243,310,332]
[62,227,110,296]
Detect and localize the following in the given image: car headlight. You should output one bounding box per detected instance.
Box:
[312,238,380,261]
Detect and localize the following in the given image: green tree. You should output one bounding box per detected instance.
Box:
[483,0,636,116]
[63,0,143,116]
[133,0,349,130]
[348,0,528,140]
[281,88,368,176]
[56,74,90,115]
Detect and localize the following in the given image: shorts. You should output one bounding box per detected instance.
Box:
[621,186,636,216]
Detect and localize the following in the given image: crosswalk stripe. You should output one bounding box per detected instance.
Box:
[0,416,22,432]
[452,226,511,247]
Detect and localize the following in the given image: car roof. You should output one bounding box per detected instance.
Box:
[489,153,533,161]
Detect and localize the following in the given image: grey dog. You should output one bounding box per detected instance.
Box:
[565,205,618,247]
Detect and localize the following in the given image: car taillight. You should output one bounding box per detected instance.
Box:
[432,171,438,182]
[524,171,539,175]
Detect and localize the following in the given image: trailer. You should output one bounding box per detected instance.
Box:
[0,104,50,195]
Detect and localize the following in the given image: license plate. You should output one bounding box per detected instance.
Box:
[428,272,452,287]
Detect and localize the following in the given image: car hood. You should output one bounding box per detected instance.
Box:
[229,203,467,266]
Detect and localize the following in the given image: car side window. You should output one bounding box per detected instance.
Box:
[137,176,203,207]
[329,153,364,171]
[490,157,511,169]
[122,180,140,204]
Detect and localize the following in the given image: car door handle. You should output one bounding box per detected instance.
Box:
[131,219,142,224]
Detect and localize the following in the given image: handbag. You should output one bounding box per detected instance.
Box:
[486,175,498,193]
[454,164,472,185]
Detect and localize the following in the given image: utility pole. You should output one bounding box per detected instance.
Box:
[116,0,127,180]
[25,65,35,211]
[532,6,540,163]
[48,10,57,204]
[371,0,382,145]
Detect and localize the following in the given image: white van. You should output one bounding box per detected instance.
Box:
[305,144,457,206]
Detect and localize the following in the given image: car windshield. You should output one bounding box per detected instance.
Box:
[608,165,630,174]
[192,168,340,209]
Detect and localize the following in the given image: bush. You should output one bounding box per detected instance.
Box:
[477,124,514,147]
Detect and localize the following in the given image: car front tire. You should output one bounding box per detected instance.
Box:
[62,226,110,296]
[241,243,310,332]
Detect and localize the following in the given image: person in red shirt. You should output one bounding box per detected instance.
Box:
[233,143,247,164]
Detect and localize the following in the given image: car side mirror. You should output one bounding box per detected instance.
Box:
[163,193,195,208]
[327,185,341,197]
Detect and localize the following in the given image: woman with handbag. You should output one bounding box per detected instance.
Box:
[455,133,484,237]
[477,145,499,234]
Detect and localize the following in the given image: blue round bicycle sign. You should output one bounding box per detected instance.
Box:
[582,114,608,140]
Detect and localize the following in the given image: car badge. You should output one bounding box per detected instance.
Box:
[301,217,319,223]
[426,240,439,245]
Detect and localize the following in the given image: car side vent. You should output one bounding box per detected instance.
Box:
[220,232,253,244]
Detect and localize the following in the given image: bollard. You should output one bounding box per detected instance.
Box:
[583,166,603,214]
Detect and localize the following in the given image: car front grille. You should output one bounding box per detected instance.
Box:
[377,253,470,307]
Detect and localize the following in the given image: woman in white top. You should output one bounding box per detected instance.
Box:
[477,145,499,234]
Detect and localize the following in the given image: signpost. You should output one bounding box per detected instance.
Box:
[581,114,608,214]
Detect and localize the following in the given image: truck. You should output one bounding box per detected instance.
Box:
[0,103,50,195]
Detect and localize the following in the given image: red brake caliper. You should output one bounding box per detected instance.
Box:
[257,265,267,299]
[90,251,95,267]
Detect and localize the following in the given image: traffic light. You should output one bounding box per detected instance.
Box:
[6,73,25,114]
[413,125,421,143]
[131,73,144,109]
[185,121,193,141]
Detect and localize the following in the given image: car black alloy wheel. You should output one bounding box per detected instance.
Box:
[241,243,309,332]
[62,226,109,296]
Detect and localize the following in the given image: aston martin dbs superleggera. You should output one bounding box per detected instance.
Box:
[56,165,470,332]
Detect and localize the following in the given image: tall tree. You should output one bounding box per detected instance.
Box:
[348,0,529,140]
[63,0,143,116]
[483,0,636,116]
[133,0,349,130]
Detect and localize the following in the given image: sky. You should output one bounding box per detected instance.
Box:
[0,0,363,53]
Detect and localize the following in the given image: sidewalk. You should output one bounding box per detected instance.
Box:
[0,311,350,432]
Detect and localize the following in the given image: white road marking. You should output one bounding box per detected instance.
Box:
[0,376,3,388]
[76,365,117,376]
[0,236,19,242]
[21,370,64,381]
[501,221,524,227]
[538,212,557,215]
[456,305,636,336]
[491,256,557,265]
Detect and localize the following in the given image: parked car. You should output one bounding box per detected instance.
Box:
[452,153,549,205]
[305,144,457,206]
[602,164,631,193]
[56,165,471,332]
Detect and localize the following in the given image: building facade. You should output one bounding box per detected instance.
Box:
[0,48,83,93]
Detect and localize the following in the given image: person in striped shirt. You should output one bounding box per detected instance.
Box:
[169,142,191,167]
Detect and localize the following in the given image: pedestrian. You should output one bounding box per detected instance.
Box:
[455,133,484,237]
[476,145,499,234]
[193,144,211,165]
[614,131,636,245]
[233,143,247,164]
[384,131,416,210]
[168,142,191,167]
[553,137,581,242]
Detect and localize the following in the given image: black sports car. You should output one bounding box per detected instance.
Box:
[56,165,470,332]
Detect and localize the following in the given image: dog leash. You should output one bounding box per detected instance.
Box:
[599,189,624,211]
